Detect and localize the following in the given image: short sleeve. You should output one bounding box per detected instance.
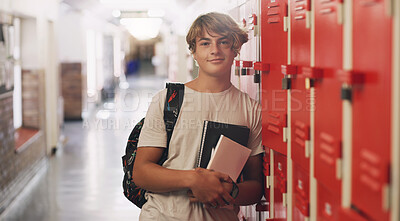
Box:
[137,89,168,148]
[247,101,264,156]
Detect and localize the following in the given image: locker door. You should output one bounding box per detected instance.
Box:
[314,0,343,68]
[314,72,342,194]
[292,162,310,221]
[290,0,311,66]
[260,0,289,155]
[274,151,288,219]
[352,0,392,219]
[317,182,340,221]
[314,0,343,197]
[290,75,311,173]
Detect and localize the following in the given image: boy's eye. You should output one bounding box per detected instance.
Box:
[220,41,229,45]
[200,42,210,46]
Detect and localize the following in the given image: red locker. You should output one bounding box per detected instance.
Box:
[314,72,342,194]
[290,0,311,66]
[292,162,310,221]
[274,151,288,219]
[352,0,392,219]
[290,73,311,172]
[314,0,343,196]
[314,0,343,68]
[317,182,340,221]
[260,0,289,155]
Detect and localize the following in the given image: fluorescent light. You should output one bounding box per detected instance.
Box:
[120,18,163,40]
[112,10,121,18]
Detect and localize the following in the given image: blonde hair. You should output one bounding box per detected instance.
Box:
[186,12,248,54]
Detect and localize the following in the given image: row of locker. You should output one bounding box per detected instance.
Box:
[229,0,399,220]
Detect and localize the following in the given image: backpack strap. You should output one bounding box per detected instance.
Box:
[164,83,185,147]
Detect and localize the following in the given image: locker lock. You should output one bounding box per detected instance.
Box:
[254,73,260,83]
[282,77,292,90]
[341,87,352,101]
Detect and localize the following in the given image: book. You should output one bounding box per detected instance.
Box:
[207,135,251,181]
[196,120,250,169]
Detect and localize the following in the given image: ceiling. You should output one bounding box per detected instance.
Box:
[61,0,197,24]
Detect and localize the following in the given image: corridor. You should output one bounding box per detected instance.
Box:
[1,64,168,221]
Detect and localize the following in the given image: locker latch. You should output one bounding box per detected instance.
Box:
[254,62,270,84]
[341,87,352,101]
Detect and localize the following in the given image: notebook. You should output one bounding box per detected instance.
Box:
[207,135,251,181]
[196,120,250,169]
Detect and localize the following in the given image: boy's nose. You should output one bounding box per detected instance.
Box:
[210,43,221,54]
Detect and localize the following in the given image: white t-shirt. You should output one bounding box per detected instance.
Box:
[137,85,263,221]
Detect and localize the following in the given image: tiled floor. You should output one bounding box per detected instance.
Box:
[1,62,168,221]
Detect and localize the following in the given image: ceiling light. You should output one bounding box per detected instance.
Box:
[112,10,121,17]
[120,18,163,40]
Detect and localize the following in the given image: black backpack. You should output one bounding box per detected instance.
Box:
[122,83,184,208]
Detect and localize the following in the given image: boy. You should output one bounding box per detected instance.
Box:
[132,12,263,220]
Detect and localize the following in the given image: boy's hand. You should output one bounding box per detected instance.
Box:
[187,168,234,208]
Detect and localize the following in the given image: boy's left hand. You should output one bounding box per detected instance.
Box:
[187,180,234,207]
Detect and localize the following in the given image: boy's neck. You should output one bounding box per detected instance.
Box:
[186,74,232,93]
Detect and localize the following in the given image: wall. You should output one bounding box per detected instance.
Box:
[0,0,59,215]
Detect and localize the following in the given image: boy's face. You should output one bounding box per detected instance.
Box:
[192,30,237,79]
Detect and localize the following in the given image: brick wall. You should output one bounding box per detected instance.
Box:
[0,70,47,214]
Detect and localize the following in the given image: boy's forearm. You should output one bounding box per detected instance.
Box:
[132,161,195,193]
[235,180,263,206]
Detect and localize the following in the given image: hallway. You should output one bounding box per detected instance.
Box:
[1,65,168,221]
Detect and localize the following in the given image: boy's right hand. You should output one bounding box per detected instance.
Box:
[188,168,234,208]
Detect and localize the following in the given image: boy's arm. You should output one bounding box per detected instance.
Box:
[188,153,264,206]
[132,146,235,206]
[234,153,264,205]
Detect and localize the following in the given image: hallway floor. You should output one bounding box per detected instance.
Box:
[1,62,168,221]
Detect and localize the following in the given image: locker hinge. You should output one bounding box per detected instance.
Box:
[336,158,342,180]
[283,127,288,142]
[306,11,311,29]
[283,16,289,32]
[266,176,271,188]
[385,0,394,17]
[337,2,344,25]
[305,140,310,158]
[383,183,391,211]
[283,193,287,207]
